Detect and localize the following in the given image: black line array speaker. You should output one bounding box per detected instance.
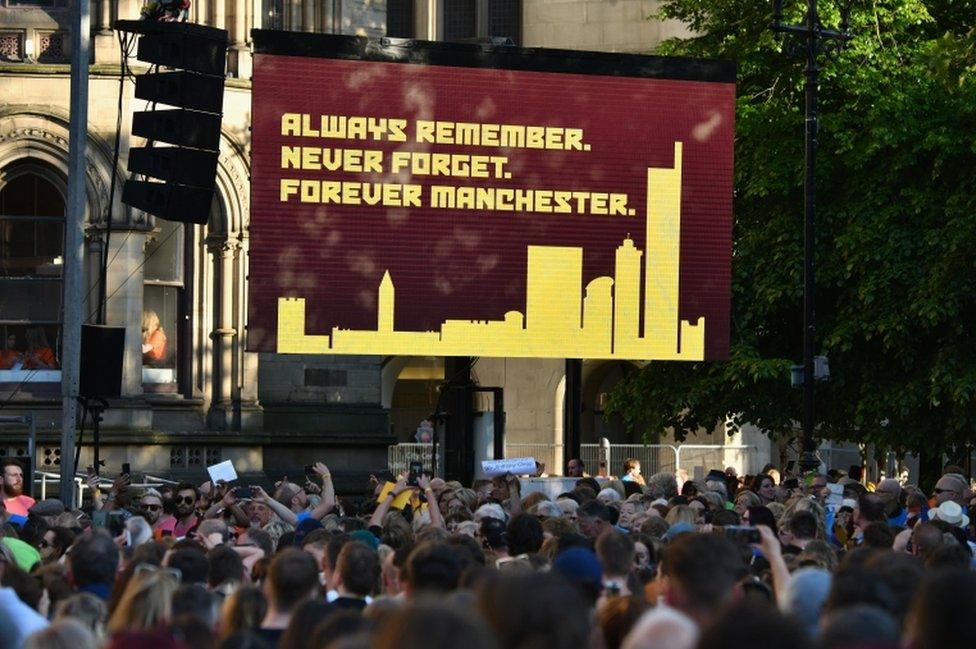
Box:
[116,19,228,225]
[80,324,126,399]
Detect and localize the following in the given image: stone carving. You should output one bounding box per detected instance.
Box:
[0,125,133,227]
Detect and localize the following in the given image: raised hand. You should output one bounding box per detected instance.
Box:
[250,485,270,503]
[392,475,410,495]
[86,470,100,492]
[111,472,131,494]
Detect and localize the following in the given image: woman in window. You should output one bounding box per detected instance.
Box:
[0,333,23,369]
[24,327,57,369]
[141,310,167,366]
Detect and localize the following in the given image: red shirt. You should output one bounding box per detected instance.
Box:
[0,350,21,369]
[23,347,57,369]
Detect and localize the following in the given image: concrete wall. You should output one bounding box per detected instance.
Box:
[257,353,382,405]
[473,358,565,446]
[522,0,692,53]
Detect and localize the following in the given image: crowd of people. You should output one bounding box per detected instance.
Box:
[1,455,975,649]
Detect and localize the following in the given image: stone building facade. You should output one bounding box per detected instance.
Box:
[0,0,769,490]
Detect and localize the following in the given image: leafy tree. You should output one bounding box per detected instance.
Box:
[607,0,976,473]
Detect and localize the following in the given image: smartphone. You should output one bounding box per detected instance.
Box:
[724,525,761,545]
[121,462,131,476]
[304,464,317,481]
[408,460,423,487]
[92,511,109,528]
[233,486,250,499]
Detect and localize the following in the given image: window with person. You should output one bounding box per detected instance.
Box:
[142,219,183,385]
[0,165,64,379]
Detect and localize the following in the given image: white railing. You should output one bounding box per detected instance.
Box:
[33,471,179,510]
[387,440,757,479]
[388,443,435,477]
[580,443,678,477]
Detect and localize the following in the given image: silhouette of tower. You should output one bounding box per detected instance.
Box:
[378,270,394,332]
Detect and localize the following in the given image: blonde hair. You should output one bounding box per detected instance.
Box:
[141,310,160,336]
[106,569,178,634]
[24,619,96,649]
[55,593,107,644]
[520,491,549,511]
[665,505,697,526]
[781,495,827,540]
[734,489,762,509]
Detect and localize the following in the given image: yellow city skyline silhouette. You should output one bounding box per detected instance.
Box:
[276,141,705,361]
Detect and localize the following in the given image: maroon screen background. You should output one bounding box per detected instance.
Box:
[248,53,734,359]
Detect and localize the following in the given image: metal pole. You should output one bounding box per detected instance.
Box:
[799,0,819,473]
[61,0,91,505]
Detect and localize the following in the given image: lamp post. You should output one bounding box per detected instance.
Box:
[771,0,852,473]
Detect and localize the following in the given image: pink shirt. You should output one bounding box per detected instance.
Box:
[4,495,35,517]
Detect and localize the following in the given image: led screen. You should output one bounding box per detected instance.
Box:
[248,33,735,361]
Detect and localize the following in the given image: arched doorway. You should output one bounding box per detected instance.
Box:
[581,360,638,444]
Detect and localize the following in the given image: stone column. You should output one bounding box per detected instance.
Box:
[236,234,263,430]
[415,0,439,40]
[213,0,227,30]
[302,0,314,31]
[194,0,206,25]
[206,236,240,430]
[93,0,117,64]
[98,0,112,32]
[228,0,252,78]
[290,0,302,31]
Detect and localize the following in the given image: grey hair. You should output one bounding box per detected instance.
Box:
[622,605,699,649]
[124,517,154,547]
[530,501,565,518]
[705,480,728,500]
[644,472,678,500]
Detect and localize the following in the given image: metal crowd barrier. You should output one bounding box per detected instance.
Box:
[387,439,758,479]
[33,470,179,509]
[388,443,435,478]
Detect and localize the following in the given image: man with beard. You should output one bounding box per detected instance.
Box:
[272,462,337,523]
[1,459,34,521]
[139,488,177,537]
[171,482,202,538]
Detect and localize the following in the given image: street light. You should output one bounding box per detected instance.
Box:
[771,0,852,473]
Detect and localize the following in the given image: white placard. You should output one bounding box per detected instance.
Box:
[207,460,238,484]
[481,457,536,477]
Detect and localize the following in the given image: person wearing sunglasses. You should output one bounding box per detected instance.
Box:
[138,491,165,526]
[932,474,968,508]
[172,483,202,539]
[37,526,74,565]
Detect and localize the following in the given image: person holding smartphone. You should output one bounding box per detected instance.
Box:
[270,462,338,524]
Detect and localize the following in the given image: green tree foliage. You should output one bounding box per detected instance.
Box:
[607,0,976,457]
